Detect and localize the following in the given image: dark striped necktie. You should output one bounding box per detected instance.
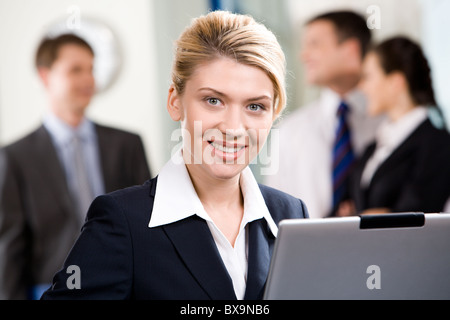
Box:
[332,101,355,211]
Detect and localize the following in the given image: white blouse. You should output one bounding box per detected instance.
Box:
[148,149,278,299]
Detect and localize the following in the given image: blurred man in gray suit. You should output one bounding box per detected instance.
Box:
[0,34,151,299]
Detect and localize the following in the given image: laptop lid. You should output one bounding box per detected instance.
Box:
[264,213,450,300]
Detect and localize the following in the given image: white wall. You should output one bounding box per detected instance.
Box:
[0,0,162,171]
[421,0,450,127]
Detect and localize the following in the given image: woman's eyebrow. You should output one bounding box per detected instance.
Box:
[198,87,272,102]
[246,95,273,103]
[198,87,227,98]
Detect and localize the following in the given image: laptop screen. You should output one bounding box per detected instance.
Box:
[264,213,450,300]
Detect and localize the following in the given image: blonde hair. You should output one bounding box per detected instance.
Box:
[171,10,287,117]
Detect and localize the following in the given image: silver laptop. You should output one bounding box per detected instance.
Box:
[264,213,450,300]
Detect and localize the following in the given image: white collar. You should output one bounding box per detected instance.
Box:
[43,112,95,146]
[319,88,367,118]
[376,107,428,149]
[148,149,278,237]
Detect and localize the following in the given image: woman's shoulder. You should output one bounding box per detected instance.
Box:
[258,184,309,221]
[413,120,450,153]
[105,177,156,201]
[89,178,157,222]
[415,119,450,140]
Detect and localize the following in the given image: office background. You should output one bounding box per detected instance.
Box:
[0,0,448,174]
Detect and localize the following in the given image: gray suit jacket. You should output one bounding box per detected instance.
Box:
[0,123,151,299]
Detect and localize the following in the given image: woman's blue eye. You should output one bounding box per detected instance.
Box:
[207,98,220,106]
[248,104,263,111]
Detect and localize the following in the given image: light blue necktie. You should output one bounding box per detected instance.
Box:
[72,133,94,220]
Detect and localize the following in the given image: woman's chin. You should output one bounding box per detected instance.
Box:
[207,162,248,180]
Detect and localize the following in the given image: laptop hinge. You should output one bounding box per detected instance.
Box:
[359,213,425,229]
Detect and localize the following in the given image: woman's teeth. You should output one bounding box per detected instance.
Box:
[210,141,244,153]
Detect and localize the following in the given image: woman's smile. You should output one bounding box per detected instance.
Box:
[207,139,248,162]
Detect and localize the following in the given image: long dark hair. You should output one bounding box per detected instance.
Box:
[371,36,448,128]
[371,36,436,107]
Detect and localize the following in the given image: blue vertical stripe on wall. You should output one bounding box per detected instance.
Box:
[210,0,222,11]
[209,0,240,13]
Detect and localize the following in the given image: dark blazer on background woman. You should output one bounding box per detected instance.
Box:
[350,119,450,214]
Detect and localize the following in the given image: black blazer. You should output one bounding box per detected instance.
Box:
[0,123,151,299]
[350,119,450,213]
[41,178,308,300]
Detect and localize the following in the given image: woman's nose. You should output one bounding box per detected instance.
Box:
[219,105,246,137]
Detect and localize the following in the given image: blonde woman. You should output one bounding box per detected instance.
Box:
[41,11,308,300]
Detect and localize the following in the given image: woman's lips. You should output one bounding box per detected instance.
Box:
[207,140,247,161]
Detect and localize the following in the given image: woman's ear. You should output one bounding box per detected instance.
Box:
[167,85,182,122]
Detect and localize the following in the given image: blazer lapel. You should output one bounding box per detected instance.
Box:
[244,219,272,300]
[353,143,376,210]
[368,121,426,191]
[162,216,237,300]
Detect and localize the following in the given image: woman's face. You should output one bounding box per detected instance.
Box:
[360,52,394,117]
[167,57,275,182]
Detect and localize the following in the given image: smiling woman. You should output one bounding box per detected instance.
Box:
[41,10,309,301]
[168,57,274,176]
